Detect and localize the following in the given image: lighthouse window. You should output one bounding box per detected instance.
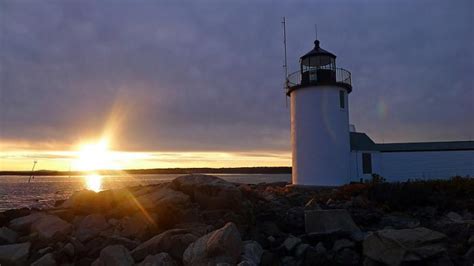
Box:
[339,90,345,109]
[362,153,372,174]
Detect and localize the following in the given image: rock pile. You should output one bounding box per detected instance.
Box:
[0,174,472,265]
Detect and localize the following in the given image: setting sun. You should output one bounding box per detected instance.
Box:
[72,138,120,171]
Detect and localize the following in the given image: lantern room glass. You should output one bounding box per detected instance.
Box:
[300,55,336,72]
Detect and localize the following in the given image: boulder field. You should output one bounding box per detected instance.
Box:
[0,174,472,265]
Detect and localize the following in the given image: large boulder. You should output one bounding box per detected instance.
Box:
[363,227,447,266]
[95,245,134,266]
[31,253,56,266]
[240,240,263,265]
[9,212,46,231]
[0,226,18,244]
[171,175,243,210]
[133,187,190,210]
[183,222,242,266]
[0,242,31,265]
[30,214,72,240]
[74,214,109,242]
[132,228,200,262]
[138,253,177,266]
[305,209,360,234]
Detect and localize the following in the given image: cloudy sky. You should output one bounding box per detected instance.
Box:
[0,0,473,170]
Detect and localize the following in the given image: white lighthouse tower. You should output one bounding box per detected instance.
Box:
[287,39,352,186]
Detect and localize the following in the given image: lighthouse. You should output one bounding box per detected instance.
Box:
[287,39,352,186]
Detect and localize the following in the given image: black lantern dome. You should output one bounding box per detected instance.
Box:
[287,39,352,94]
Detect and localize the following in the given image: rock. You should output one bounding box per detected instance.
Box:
[332,238,354,252]
[75,214,109,242]
[183,222,242,266]
[138,253,177,266]
[132,228,200,262]
[303,246,330,266]
[9,212,46,231]
[335,248,359,265]
[132,187,190,210]
[468,235,474,245]
[465,246,474,262]
[0,226,18,244]
[31,253,56,266]
[117,214,151,239]
[446,211,463,222]
[62,242,75,258]
[363,227,447,266]
[241,241,263,265]
[30,215,72,240]
[98,245,134,266]
[106,235,140,250]
[61,190,99,212]
[285,207,305,231]
[295,243,310,257]
[281,256,297,266]
[260,250,277,266]
[380,214,420,229]
[315,242,326,253]
[171,175,243,210]
[305,209,360,234]
[0,242,31,265]
[282,235,302,252]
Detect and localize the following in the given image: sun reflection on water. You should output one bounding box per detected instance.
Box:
[85,174,103,192]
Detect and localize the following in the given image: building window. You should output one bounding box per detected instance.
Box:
[339,90,345,109]
[362,153,372,174]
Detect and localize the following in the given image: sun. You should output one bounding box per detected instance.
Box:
[73,138,120,171]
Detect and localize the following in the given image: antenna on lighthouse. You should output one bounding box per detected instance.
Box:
[282,17,289,107]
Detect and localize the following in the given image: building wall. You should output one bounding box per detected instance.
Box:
[291,85,350,186]
[350,150,474,182]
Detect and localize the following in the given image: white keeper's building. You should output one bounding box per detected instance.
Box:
[287,39,474,186]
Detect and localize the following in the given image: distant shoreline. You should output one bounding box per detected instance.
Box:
[0,166,292,176]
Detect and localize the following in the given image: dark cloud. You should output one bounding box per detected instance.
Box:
[1,0,473,153]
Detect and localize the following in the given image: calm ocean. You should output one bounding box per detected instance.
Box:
[0,174,291,211]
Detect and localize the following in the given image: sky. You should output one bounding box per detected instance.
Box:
[0,0,473,171]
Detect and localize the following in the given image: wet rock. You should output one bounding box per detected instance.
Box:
[0,242,31,265]
[75,214,109,242]
[282,235,302,252]
[335,248,359,265]
[31,253,56,266]
[132,228,200,262]
[171,175,243,210]
[305,209,360,234]
[31,214,72,241]
[0,226,18,244]
[183,222,242,266]
[332,238,354,252]
[363,227,447,265]
[96,245,134,266]
[241,240,263,265]
[138,252,177,266]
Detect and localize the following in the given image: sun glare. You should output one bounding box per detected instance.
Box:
[85,174,103,192]
[73,138,120,171]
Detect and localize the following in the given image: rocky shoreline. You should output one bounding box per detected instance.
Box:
[0,174,473,265]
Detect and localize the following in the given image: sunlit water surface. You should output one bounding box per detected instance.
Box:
[0,174,291,211]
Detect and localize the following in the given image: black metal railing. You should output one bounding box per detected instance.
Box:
[287,67,351,89]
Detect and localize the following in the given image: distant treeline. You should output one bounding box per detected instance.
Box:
[0,167,292,176]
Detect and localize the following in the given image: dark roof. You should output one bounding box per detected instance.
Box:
[350,132,474,152]
[300,40,336,60]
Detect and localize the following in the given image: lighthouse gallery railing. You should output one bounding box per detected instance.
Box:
[286,67,352,89]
